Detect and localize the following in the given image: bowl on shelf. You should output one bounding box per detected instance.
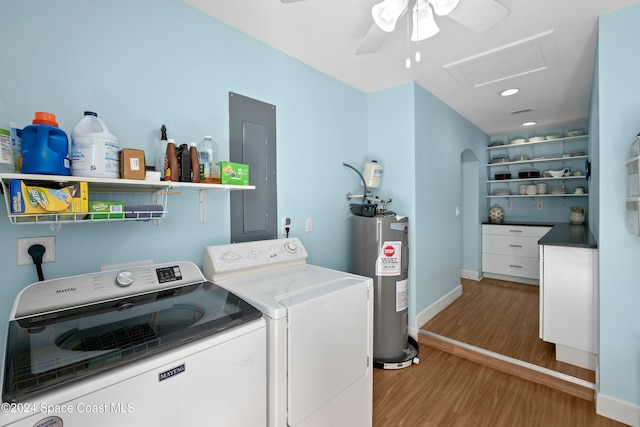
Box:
[547,168,570,178]
[518,170,541,178]
[528,136,546,142]
[525,185,538,195]
[536,183,547,194]
[546,135,561,140]
[568,130,585,137]
[494,173,511,180]
[493,189,511,196]
[550,187,568,195]
[509,138,526,145]
[490,156,510,164]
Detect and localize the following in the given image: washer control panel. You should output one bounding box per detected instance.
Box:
[13,261,204,319]
[203,237,308,281]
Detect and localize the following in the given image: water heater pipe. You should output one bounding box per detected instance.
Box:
[343,163,369,204]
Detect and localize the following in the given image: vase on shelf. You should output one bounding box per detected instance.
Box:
[489,204,505,223]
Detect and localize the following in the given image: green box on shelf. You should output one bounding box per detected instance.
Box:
[89,201,124,219]
[220,161,249,185]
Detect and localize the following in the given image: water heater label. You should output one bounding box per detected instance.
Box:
[376,241,401,276]
[396,279,408,312]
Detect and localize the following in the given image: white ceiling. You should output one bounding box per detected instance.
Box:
[182,0,640,136]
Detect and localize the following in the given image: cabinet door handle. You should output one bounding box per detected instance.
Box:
[509,264,523,268]
[509,244,522,248]
[509,229,523,233]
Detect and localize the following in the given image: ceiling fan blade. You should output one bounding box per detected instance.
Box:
[447,0,509,34]
[355,23,389,55]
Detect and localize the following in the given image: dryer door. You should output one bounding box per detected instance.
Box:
[282,277,371,426]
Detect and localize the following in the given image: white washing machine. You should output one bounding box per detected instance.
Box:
[203,238,373,427]
[1,262,266,427]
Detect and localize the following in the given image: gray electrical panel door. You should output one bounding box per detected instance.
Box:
[229,92,277,243]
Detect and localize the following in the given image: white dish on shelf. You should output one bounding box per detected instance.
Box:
[550,187,568,194]
[509,138,526,145]
[568,130,585,137]
[528,136,546,142]
[525,185,538,195]
[545,135,561,140]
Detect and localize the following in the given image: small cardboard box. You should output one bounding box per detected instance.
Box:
[10,180,88,214]
[220,161,249,185]
[120,149,146,180]
[89,201,125,219]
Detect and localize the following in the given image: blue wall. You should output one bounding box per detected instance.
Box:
[0,0,368,355]
[596,4,640,411]
[413,85,487,320]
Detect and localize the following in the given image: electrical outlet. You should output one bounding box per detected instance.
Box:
[17,237,56,266]
[305,218,313,232]
[536,202,544,210]
[282,217,291,235]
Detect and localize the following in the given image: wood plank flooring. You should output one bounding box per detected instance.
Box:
[420,277,595,382]
[372,343,625,427]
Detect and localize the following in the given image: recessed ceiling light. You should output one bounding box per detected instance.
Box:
[522,121,537,126]
[500,88,519,96]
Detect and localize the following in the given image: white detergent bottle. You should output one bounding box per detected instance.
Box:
[0,99,14,172]
[71,111,120,178]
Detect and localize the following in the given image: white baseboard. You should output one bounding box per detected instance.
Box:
[555,344,596,371]
[483,272,539,286]
[415,284,463,328]
[460,269,480,280]
[597,392,640,426]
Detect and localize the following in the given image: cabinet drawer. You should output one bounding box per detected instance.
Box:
[482,224,551,238]
[482,253,540,280]
[482,234,541,258]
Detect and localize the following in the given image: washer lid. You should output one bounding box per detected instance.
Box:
[4,271,261,402]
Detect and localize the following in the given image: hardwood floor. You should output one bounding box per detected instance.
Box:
[420,277,595,382]
[372,343,625,427]
[371,277,624,426]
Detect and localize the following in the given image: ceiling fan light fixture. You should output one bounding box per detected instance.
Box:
[411,0,439,41]
[427,0,460,16]
[522,121,537,127]
[372,0,409,32]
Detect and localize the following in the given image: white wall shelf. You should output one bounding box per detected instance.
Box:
[0,172,254,228]
[486,134,589,208]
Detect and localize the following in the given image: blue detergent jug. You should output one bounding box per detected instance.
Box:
[20,112,71,176]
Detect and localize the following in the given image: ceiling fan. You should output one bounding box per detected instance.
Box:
[281,0,510,55]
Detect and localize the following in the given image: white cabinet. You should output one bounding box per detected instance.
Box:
[482,224,551,284]
[539,244,597,370]
[486,135,589,200]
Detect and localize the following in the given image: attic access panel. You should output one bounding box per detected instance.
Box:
[443,29,560,90]
[229,92,277,243]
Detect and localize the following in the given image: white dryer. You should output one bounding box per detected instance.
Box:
[204,238,373,427]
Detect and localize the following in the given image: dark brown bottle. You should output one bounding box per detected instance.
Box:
[190,143,200,183]
[166,139,179,182]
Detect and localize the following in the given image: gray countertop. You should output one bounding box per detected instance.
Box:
[482,221,598,248]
